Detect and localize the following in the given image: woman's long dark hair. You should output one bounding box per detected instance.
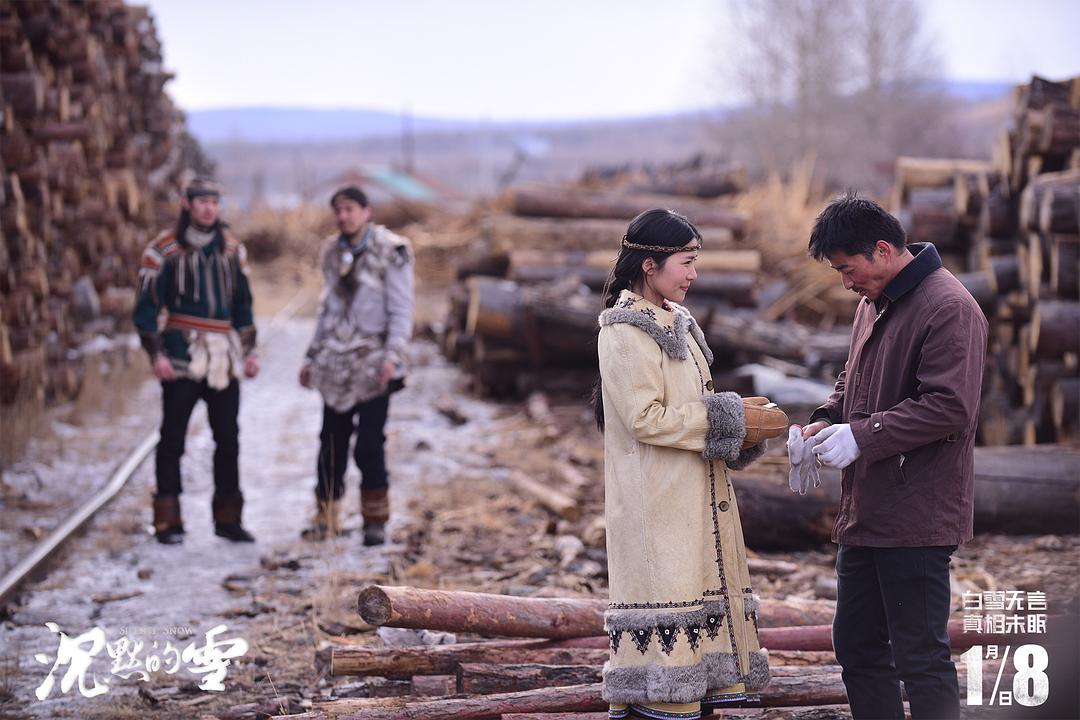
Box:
[592,208,703,431]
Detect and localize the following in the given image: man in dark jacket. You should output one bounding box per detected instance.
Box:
[801,193,987,719]
[134,177,260,545]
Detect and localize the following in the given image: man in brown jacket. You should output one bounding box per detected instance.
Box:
[801,193,987,719]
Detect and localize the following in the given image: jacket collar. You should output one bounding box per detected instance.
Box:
[598,290,713,364]
[882,242,942,304]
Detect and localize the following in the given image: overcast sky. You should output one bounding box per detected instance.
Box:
[147,0,1080,121]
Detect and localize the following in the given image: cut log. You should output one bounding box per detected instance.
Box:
[0,71,45,118]
[309,683,605,719]
[1020,169,1080,232]
[464,277,600,364]
[333,640,612,679]
[891,157,993,209]
[976,185,1014,238]
[357,586,605,640]
[706,314,851,369]
[986,254,1021,294]
[509,263,758,305]
[482,215,737,253]
[583,249,761,274]
[411,675,456,696]
[1038,181,1080,235]
[506,188,749,237]
[552,460,592,496]
[501,714,608,720]
[956,269,998,318]
[902,187,963,251]
[1039,104,1080,157]
[457,663,601,695]
[628,164,748,199]
[1051,377,1080,438]
[1019,232,1044,301]
[510,470,581,521]
[1030,299,1080,358]
[355,586,840,641]
[1016,75,1073,116]
[736,444,1080,540]
[1049,234,1080,297]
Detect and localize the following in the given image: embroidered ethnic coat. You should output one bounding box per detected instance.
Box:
[598,290,770,708]
[133,226,256,388]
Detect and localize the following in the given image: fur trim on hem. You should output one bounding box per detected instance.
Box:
[747,648,771,690]
[599,306,689,360]
[702,651,740,689]
[702,392,745,462]
[727,440,768,470]
[602,660,708,705]
[702,598,728,617]
[604,607,707,633]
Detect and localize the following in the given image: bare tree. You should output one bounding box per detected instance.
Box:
[718,0,958,191]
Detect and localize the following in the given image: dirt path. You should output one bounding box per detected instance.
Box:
[0,312,500,719]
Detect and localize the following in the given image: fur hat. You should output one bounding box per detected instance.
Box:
[185,176,223,200]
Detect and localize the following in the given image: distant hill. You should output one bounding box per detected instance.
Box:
[184,80,1012,144]
[185,107,481,143]
[926,80,1013,103]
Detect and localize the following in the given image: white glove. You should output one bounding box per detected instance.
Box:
[812,423,861,469]
[786,425,821,494]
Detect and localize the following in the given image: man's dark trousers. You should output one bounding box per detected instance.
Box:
[156,378,240,495]
[316,393,390,501]
[833,544,960,719]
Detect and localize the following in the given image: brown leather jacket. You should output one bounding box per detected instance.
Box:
[810,243,989,547]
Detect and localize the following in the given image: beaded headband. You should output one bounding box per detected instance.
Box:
[621,236,701,253]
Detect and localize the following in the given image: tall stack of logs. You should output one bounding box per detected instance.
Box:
[890,74,1080,445]
[0,0,203,405]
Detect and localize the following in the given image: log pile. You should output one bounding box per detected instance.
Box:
[440,160,857,395]
[278,585,1027,719]
[581,153,749,199]
[0,0,203,405]
[889,75,1080,445]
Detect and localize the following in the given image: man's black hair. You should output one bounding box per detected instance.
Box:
[331,186,369,209]
[808,190,906,261]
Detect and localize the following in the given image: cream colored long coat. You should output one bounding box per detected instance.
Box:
[598,290,770,706]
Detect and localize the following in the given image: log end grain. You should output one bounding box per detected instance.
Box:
[358,585,394,626]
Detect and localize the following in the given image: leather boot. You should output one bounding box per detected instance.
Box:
[361,487,389,546]
[301,497,342,541]
[153,494,184,545]
[741,396,789,448]
[213,492,255,542]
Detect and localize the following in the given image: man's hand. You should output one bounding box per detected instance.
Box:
[801,420,831,440]
[378,360,396,387]
[243,354,260,379]
[299,363,312,388]
[153,355,176,381]
[812,423,861,469]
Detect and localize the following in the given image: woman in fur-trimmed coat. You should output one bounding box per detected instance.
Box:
[594,209,784,720]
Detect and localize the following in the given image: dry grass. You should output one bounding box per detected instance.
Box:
[736,156,861,327]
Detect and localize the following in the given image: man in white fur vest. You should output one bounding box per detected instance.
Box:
[299,186,414,545]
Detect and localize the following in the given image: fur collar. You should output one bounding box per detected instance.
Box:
[598,291,713,364]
